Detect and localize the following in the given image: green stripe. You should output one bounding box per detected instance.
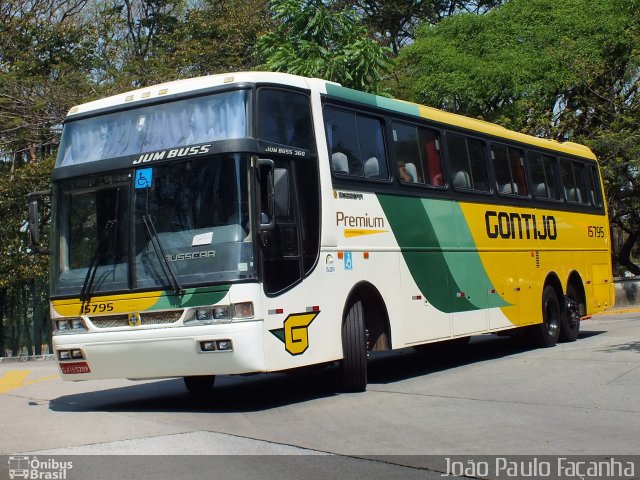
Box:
[378,195,508,313]
[325,84,420,117]
[150,285,230,310]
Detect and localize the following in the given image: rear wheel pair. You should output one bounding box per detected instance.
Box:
[529,285,581,347]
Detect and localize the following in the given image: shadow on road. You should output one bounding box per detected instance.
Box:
[49,331,605,414]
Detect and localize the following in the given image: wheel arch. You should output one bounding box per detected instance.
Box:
[544,272,564,302]
[343,281,391,351]
[566,270,587,314]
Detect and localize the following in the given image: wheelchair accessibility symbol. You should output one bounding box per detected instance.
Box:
[135,168,153,189]
[344,251,353,270]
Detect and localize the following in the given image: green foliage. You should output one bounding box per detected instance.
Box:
[0,157,53,288]
[257,0,393,94]
[334,1,504,55]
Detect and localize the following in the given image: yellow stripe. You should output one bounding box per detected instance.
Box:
[51,290,164,317]
[417,105,596,159]
[0,370,58,394]
[344,229,388,238]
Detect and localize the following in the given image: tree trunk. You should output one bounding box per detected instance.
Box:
[618,230,640,275]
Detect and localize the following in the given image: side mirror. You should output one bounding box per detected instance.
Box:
[27,190,51,254]
[28,200,41,246]
[255,158,275,231]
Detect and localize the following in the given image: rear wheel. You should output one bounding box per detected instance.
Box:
[341,300,368,392]
[529,285,561,348]
[183,375,215,394]
[560,284,581,342]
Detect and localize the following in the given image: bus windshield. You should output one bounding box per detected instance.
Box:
[57,90,249,167]
[52,154,255,297]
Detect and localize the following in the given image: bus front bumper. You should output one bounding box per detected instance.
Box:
[52,320,265,381]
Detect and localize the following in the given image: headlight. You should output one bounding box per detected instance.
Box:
[54,318,87,334]
[194,306,231,324]
[187,302,254,325]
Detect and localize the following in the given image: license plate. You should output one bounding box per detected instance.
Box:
[60,362,91,374]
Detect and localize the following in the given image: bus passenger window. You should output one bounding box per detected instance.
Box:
[528,152,561,200]
[324,107,389,180]
[447,134,489,192]
[391,122,424,184]
[561,158,588,204]
[586,165,603,207]
[491,144,527,196]
[391,122,444,186]
[419,128,444,186]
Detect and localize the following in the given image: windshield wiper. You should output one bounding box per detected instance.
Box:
[80,219,116,302]
[142,213,184,295]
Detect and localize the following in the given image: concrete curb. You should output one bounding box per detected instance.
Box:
[594,306,640,315]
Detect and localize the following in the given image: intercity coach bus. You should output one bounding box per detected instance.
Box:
[29,72,614,393]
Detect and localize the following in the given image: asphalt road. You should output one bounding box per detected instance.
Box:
[1,310,639,479]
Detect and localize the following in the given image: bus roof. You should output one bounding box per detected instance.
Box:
[66,72,596,161]
[65,71,332,118]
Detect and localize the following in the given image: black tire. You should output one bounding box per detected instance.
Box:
[560,284,581,342]
[341,300,368,392]
[183,375,215,394]
[529,285,561,348]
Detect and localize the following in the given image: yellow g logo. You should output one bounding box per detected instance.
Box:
[270,312,319,356]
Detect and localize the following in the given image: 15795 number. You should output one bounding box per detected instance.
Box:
[588,225,605,238]
[81,302,114,314]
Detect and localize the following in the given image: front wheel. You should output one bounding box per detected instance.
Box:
[529,285,561,348]
[183,375,215,394]
[341,300,368,392]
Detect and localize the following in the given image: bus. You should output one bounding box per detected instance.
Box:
[29,72,614,393]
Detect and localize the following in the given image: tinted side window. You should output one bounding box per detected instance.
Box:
[258,89,314,150]
[528,152,561,200]
[492,144,528,196]
[448,133,489,192]
[325,107,388,180]
[586,165,603,207]
[391,122,444,186]
[560,158,589,204]
[420,128,445,186]
[392,122,423,183]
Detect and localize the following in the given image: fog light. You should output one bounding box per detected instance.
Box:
[216,340,233,351]
[233,302,254,319]
[200,341,216,352]
[71,349,84,359]
[58,350,71,360]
